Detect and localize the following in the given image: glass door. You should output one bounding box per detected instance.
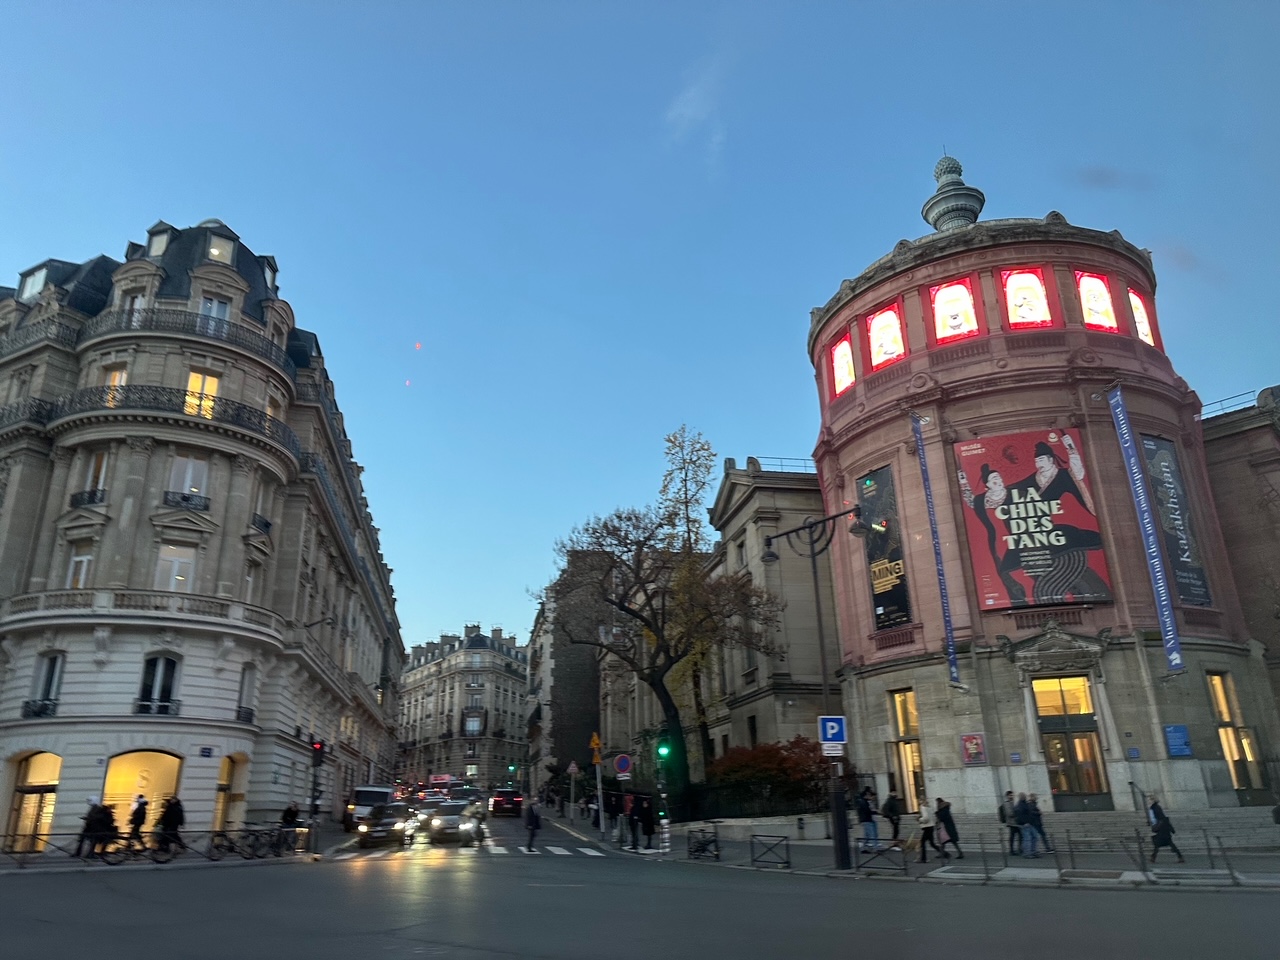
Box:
[1032,677,1113,811]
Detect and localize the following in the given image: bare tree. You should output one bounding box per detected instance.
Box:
[552,429,782,811]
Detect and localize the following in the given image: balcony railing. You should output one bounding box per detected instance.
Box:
[0,318,78,363]
[134,698,181,716]
[1,589,286,637]
[163,490,211,512]
[235,705,256,724]
[69,488,106,508]
[0,397,54,434]
[52,385,300,459]
[79,308,296,380]
[21,699,58,719]
[251,513,273,534]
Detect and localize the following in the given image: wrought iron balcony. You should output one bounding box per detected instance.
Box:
[0,397,53,434]
[0,318,78,363]
[69,488,106,508]
[79,308,296,380]
[134,698,181,716]
[52,385,301,459]
[163,490,211,512]
[235,705,256,724]
[21,699,58,719]
[251,512,273,534]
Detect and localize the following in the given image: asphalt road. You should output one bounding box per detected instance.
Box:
[5,814,1277,960]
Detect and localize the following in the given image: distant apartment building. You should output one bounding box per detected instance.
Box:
[398,626,528,789]
[0,219,404,846]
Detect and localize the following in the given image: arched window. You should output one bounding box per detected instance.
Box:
[136,655,181,715]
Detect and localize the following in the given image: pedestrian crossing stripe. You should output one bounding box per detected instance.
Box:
[334,844,611,860]
[490,846,509,854]
[546,846,571,855]
[520,847,541,854]
[579,848,605,856]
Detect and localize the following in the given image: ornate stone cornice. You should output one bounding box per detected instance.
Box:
[996,620,1111,679]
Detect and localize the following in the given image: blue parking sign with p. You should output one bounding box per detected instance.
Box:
[819,716,847,743]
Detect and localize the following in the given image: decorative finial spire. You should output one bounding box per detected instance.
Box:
[921,156,985,231]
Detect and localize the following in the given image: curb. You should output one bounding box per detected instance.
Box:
[0,852,315,878]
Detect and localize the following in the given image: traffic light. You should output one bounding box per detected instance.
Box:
[507,763,517,773]
[656,736,671,761]
[311,740,326,767]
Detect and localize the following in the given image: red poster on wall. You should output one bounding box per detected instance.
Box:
[953,430,1113,610]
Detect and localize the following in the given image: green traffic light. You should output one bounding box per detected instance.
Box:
[656,740,670,759]
[507,764,516,772]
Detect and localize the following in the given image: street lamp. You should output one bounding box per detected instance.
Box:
[761,505,880,872]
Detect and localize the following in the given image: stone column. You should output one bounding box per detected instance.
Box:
[215,455,257,597]
[26,447,74,592]
[99,437,155,589]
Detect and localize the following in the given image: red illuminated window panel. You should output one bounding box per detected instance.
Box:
[930,278,981,343]
[830,335,856,397]
[1002,268,1053,329]
[1127,289,1157,347]
[1076,272,1118,332]
[866,305,907,370]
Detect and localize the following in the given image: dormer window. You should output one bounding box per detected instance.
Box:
[207,236,235,265]
[263,263,276,290]
[19,267,47,302]
[148,232,170,258]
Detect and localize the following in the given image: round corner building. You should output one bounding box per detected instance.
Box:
[809,158,1279,823]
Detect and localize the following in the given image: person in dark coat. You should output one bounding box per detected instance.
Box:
[1027,793,1053,852]
[1014,792,1037,858]
[1149,796,1185,863]
[157,796,186,853]
[881,791,903,847]
[637,798,656,850]
[627,796,641,850]
[83,800,116,858]
[524,799,542,852]
[74,797,100,858]
[128,795,149,847]
[934,797,963,859]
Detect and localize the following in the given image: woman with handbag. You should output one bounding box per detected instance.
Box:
[935,797,964,859]
[916,798,946,863]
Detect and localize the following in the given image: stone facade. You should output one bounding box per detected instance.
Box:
[0,220,403,844]
[398,626,528,790]
[807,163,1280,817]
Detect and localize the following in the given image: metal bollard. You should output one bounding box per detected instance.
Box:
[797,816,805,840]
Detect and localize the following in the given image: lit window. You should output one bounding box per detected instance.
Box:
[184,371,219,419]
[891,689,919,738]
[931,278,980,343]
[1002,269,1053,328]
[1031,676,1095,716]
[1076,272,1118,332]
[169,454,209,495]
[148,232,169,258]
[66,542,95,589]
[1207,671,1264,792]
[155,544,196,592]
[866,306,906,370]
[208,236,234,264]
[19,267,47,302]
[102,365,128,407]
[830,335,856,396]
[1128,289,1156,346]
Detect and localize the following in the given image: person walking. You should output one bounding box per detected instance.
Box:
[999,790,1022,856]
[1149,796,1185,863]
[916,798,945,862]
[627,796,641,851]
[637,798,656,850]
[128,795,149,848]
[1014,792,1038,858]
[881,790,903,848]
[74,797,100,857]
[935,797,963,859]
[1027,793,1053,852]
[855,788,880,852]
[157,796,186,853]
[524,799,542,852]
[281,801,301,853]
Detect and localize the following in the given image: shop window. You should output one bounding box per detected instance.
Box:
[184,370,219,419]
[1002,268,1053,328]
[5,752,62,852]
[830,334,856,397]
[1207,672,1266,794]
[102,751,182,826]
[931,277,981,343]
[1127,289,1157,347]
[212,756,236,831]
[1076,272,1118,332]
[866,306,906,370]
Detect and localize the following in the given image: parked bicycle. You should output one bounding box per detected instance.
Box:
[98,831,177,865]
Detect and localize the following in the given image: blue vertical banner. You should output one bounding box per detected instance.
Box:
[912,413,961,685]
[1108,386,1185,673]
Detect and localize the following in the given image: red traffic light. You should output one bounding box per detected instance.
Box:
[312,741,323,751]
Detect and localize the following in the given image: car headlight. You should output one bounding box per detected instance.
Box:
[347,804,356,811]
[357,824,368,833]
[393,821,405,830]
[431,818,443,827]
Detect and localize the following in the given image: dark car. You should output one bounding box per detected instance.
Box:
[488,789,523,817]
[425,801,482,844]
[356,802,418,848]
[450,786,484,805]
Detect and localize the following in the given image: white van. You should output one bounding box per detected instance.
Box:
[344,784,396,831]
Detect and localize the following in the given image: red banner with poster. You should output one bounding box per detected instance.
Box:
[953,429,1112,610]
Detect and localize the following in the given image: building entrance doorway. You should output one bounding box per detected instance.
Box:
[6,752,62,852]
[102,751,183,830]
[1032,677,1113,811]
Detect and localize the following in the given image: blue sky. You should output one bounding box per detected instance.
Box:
[3,2,1277,647]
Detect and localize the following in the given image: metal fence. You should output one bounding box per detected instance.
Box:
[0,824,311,870]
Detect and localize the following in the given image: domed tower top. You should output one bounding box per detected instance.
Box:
[921,156,986,232]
